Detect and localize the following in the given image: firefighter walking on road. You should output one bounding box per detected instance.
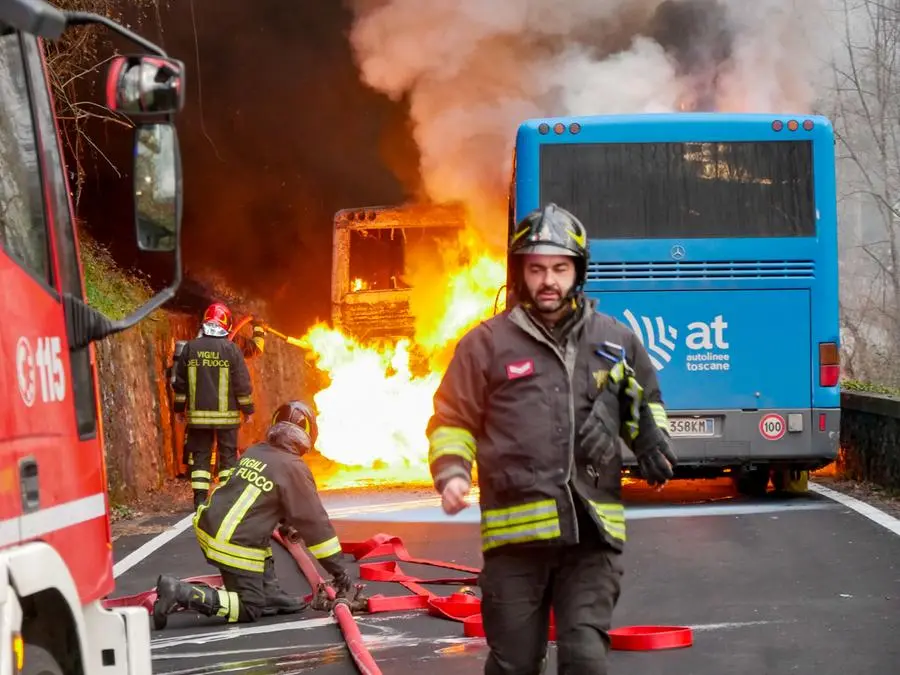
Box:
[173,302,256,509]
[427,203,678,675]
[153,401,354,628]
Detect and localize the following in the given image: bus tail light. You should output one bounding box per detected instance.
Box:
[818,413,826,431]
[819,342,840,387]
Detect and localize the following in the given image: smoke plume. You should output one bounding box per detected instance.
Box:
[347,0,836,249]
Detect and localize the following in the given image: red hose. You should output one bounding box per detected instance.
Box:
[273,530,382,675]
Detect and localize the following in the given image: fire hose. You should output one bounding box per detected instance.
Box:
[104,529,693,672]
[228,313,307,349]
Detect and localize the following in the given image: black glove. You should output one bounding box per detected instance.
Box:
[631,401,677,486]
[320,555,352,595]
[331,570,352,596]
[579,360,634,468]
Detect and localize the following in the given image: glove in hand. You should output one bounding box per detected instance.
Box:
[331,570,352,596]
[632,400,677,486]
[579,361,637,468]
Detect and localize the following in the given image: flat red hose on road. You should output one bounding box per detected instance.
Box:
[272,529,382,675]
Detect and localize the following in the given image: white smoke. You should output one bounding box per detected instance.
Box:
[347,0,838,248]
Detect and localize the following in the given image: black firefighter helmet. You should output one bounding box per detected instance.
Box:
[507,203,590,302]
[268,400,318,455]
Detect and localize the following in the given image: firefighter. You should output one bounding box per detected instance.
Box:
[152,400,353,629]
[173,302,255,509]
[171,311,267,479]
[426,203,678,675]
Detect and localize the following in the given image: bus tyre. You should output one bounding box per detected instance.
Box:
[772,468,808,495]
[733,466,770,497]
[21,644,64,675]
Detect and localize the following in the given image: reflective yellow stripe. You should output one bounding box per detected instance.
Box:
[194,527,272,573]
[215,484,262,543]
[481,499,557,530]
[588,501,626,542]
[480,499,561,552]
[216,590,240,622]
[187,411,241,425]
[188,365,197,410]
[191,469,211,490]
[428,426,476,464]
[624,377,643,440]
[308,536,342,559]
[649,402,668,430]
[482,518,561,552]
[219,367,229,412]
[174,393,186,402]
[237,395,252,405]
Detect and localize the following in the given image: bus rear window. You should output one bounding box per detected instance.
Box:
[539,141,816,238]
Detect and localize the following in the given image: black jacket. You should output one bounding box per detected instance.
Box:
[193,440,344,575]
[173,335,254,428]
[426,298,668,554]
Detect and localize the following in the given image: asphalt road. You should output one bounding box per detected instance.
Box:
[112,479,900,675]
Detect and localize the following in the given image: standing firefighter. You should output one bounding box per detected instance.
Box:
[427,203,678,674]
[173,302,255,508]
[153,401,353,628]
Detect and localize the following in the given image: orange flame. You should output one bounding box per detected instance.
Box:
[297,223,506,489]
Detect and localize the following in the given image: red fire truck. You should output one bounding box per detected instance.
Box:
[1,2,184,673]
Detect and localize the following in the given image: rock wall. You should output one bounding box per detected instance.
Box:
[95,311,312,503]
[838,390,900,491]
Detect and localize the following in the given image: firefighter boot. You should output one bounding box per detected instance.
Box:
[152,574,220,630]
[193,489,208,510]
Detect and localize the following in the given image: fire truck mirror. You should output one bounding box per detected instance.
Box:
[106,55,185,116]
[134,123,180,253]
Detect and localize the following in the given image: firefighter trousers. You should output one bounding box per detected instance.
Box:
[186,426,239,506]
[478,531,624,675]
[216,557,287,623]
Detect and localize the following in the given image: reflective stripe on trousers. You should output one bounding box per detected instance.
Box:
[480,499,561,552]
[216,589,241,622]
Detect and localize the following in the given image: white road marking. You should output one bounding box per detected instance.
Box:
[151,612,423,650]
[809,481,900,537]
[113,513,194,578]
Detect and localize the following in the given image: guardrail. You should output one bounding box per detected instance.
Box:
[839,390,900,491]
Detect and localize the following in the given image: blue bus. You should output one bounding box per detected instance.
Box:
[509,113,840,496]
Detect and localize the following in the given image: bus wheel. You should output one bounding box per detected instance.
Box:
[772,468,809,495]
[733,466,770,497]
[21,644,64,675]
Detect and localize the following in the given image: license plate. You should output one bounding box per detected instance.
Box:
[668,417,715,437]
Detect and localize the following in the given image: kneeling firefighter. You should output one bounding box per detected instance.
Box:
[153,401,354,628]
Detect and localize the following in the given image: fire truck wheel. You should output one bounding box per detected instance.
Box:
[21,644,64,675]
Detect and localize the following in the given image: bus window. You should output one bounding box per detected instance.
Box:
[0,32,53,289]
[539,140,816,239]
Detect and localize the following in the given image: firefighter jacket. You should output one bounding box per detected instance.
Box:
[173,335,254,428]
[193,440,343,575]
[426,298,669,555]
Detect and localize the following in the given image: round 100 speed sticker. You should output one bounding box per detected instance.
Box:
[759,413,786,441]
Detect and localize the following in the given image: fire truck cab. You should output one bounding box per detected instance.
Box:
[1,2,184,674]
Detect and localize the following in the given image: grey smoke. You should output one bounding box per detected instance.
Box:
[346,0,837,249]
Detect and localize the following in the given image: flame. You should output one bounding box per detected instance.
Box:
[297,224,506,489]
[351,277,369,292]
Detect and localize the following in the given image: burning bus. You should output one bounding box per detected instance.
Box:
[330,202,467,343]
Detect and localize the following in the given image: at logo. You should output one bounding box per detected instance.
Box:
[623,310,678,370]
[623,311,729,371]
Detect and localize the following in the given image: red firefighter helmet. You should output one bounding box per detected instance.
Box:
[201,302,233,337]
